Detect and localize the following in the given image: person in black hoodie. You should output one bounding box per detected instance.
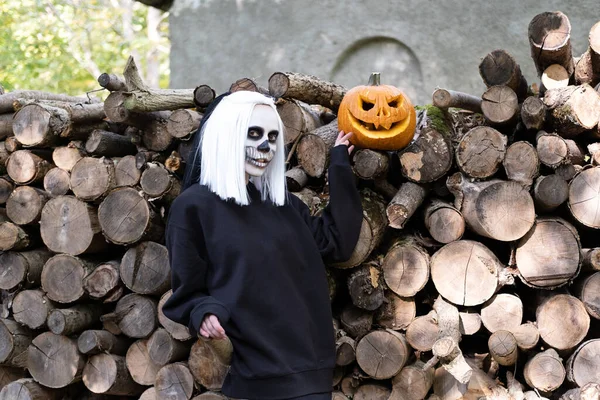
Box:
[162,90,363,400]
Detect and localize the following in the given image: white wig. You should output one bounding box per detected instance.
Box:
[198,91,287,206]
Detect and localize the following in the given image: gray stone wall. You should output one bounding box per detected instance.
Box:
[169,0,598,106]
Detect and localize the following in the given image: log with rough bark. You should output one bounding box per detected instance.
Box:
[0,177,13,205]
[4,138,20,155]
[47,304,103,336]
[285,167,308,191]
[536,294,589,351]
[6,150,53,185]
[431,89,482,113]
[333,191,387,269]
[0,114,13,141]
[0,318,31,368]
[155,362,195,400]
[0,90,99,114]
[503,141,539,187]
[0,378,62,400]
[387,182,427,229]
[98,187,164,245]
[85,130,136,157]
[340,305,373,340]
[481,85,519,125]
[528,11,574,76]
[568,167,600,228]
[431,240,507,307]
[447,173,535,241]
[375,292,416,331]
[114,155,142,187]
[268,72,347,110]
[347,262,384,311]
[0,222,35,251]
[187,339,228,391]
[296,119,338,178]
[352,149,389,180]
[158,290,192,342]
[399,127,453,183]
[423,199,465,244]
[140,162,180,202]
[536,131,571,168]
[148,328,191,366]
[355,329,410,379]
[166,109,201,140]
[277,98,322,146]
[12,289,55,330]
[515,217,581,289]
[405,311,439,352]
[533,174,569,212]
[120,241,170,296]
[82,260,123,302]
[0,249,51,290]
[567,339,600,388]
[520,96,546,130]
[82,353,144,396]
[574,22,600,86]
[391,361,434,400]
[456,126,507,179]
[43,167,70,196]
[27,332,85,388]
[542,64,570,93]
[102,294,158,339]
[382,237,429,297]
[575,272,600,320]
[480,293,523,333]
[523,348,565,393]
[543,84,600,138]
[52,142,84,171]
[41,254,97,303]
[229,77,268,94]
[193,85,215,109]
[77,329,131,356]
[479,49,528,99]
[353,384,391,400]
[126,340,161,386]
[98,73,127,92]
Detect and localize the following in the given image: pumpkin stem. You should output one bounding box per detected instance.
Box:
[368,72,381,86]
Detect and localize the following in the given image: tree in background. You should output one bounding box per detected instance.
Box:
[0,0,169,96]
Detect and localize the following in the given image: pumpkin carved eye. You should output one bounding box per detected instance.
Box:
[337,72,417,151]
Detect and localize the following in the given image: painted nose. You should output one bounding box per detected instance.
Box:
[257,140,270,152]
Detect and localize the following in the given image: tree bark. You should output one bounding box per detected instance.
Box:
[0,90,99,114]
[431,89,482,113]
[352,149,389,180]
[543,84,600,138]
[47,304,103,336]
[85,130,136,157]
[375,292,416,331]
[4,137,21,153]
[399,127,453,183]
[520,96,546,130]
[268,72,347,111]
[158,290,192,342]
[528,11,575,76]
[77,329,131,356]
[103,294,158,339]
[386,182,427,229]
[0,318,31,368]
[98,73,127,92]
[0,222,35,251]
[347,262,384,311]
[285,167,308,192]
[479,49,528,99]
[447,173,535,241]
[340,305,373,340]
[193,85,216,108]
[516,217,581,289]
[575,272,600,320]
[0,177,13,205]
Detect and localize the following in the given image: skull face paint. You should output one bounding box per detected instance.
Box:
[245,105,279,177]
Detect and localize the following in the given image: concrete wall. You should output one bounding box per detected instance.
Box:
[169,0,598,106]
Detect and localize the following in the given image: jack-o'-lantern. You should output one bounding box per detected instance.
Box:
[338,72,416,150]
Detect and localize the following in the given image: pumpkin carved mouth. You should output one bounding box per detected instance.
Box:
[346,110,412,139]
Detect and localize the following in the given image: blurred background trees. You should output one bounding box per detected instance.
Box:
[0,0,170,96]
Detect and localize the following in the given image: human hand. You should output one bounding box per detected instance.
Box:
[199,314,226,339]
[335,130,355,155]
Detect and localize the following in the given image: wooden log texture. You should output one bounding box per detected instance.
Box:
[488,330,518,366]
[423,199,465,244]
[431,89,482,113]
[576,272,600,320]
[456,126,507,179]
[0,318,31,368]
[399,127,453,183]
[120,241,170,296]
[503,141,540,187]
[12,289,56,330]
[353,149,389,180]
[276,99,322,146]
[0,114,13,141]
[6,150,53,185]
[0,249,51,290]
[480,293,523,333]
[98,73,127,92]
[155,362,195,400]
[43,167,70,196]
[148,328,191,366]
[543,84,600,138]
[567,339,600,388]
[0,177,13,205]
[542,64,570,93]
[98,187,164,246]
[533,174,569,212]
[296,119,339,178]
[83,353,144,396]
[516,217,581,289]
[104,294,158,339]
[521,96,546,130]
[524,348,565,393]
[166,109,201,140]
[431,240,503,306]
[77,329,131,356]
[406,311,439,352]
[126,339,161,386]
[353,384,391,400]
[229,77,268,94]
[528,11,575,76]
[285,167,308,192]
[41,253,96,303]
[375,292,416,331]
[481,86,519,125]
[114,155,142,187]
[158,290,192,341]
[27,332,84,388]
[386,182,427,229]
[355,329,410,379]
[6,186,50,225]
[12,104,70,147]
[193,85,215,108]
[70,157,115,201]
[512,322,540,351]
[0,91,98,114]
[536,294,589,351]
[459,310,481,336]
[569,167,600,228]
[82,260,122,301]
[140,162,180,202]
[85,130,136,157]
[382,237,429,297]
[479,49,528,98]
[187,339,228,391]
[52,143,84,171]
[0,222,34,251]
[447,173,535,241]
[268,72,347,110]
[47,304,103,336]
[391,361,434,400]
[0,378,61,400]
[347,262,384,311]
[340,305,373,340]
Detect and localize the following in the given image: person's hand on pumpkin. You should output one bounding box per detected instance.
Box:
[335,130,355,155]
[199,313,226,339]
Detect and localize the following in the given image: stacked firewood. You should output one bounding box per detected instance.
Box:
[1,9,600,400]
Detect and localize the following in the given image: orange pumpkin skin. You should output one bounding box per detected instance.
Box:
[337,80,416,151]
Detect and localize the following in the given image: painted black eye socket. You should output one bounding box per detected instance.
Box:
[388,100,398,107]
[268,131,279,143]
[248,129,261,139]
[362,101,375,111]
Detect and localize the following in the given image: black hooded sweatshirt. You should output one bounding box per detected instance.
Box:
[162,146,363,399]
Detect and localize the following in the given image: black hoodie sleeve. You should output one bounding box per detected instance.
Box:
[162,203,231,337]
[290,145,363,263]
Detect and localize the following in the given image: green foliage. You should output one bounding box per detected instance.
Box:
[0,0,169,96]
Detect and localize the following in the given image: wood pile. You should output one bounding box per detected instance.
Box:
[1,10,600,400]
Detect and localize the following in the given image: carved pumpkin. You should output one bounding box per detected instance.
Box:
[338,73,416,150]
